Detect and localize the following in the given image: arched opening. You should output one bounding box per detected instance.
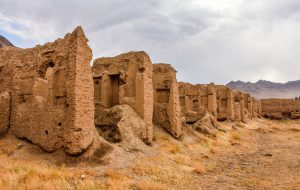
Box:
[39,60,55,78]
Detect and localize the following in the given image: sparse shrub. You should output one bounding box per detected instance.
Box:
[76,180,104,190]
[160,135,170,141]
[209,147,216,154]
[103,169,126,180]
[162,142,181,154]
[135,181,169,190]
[199,140,209,148]
[236,123,245,128]
[232,132,241,140]
[205,162,217,172]
[193,164,206,174]
[174,155,190,165]
[169,144,181,154]
[132,163,161,176]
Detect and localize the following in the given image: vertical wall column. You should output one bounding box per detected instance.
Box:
[101,72,111,109]
[239,96,246,123]
[153,64,182,138]
[208,83,217,115]
[226,89,234,121]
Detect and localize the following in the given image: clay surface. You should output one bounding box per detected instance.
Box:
[93,51,153,143]
[261,98,300,119]
[0,27,96,155]
[179,82,217,124]
[153,64,182,138]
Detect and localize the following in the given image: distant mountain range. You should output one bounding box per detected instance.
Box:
[0,35,14,48]
[226,80,300,99]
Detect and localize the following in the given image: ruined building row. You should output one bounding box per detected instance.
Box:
[91,53,261,144]
[0,27,295,156]
[260,99,300,120]
[0,27,110,156]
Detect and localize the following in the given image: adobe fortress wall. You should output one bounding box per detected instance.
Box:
[0,27,96,156]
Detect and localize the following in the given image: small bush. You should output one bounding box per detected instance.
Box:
[135,181,169,190]
[193,165,206,174]
[236,123,245,128]
[232,132,241,140]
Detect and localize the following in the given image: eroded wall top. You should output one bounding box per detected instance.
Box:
[0,27,96,156]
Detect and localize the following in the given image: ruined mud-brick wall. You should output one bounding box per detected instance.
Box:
[178,82,217,124]
[233,91,246,122]
[261,99,300,119]
[0,27,95,155]
[216,85,234,121]
[253,100,262,118]
[207,83,217,115]
[243,93,255,119]
[153,64,182,138]
[92,51,153,143]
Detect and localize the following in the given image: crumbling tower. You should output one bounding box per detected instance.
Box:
[216,85,234,121]
[153,64,182,138]
[92,51,154,143]
[178,82,217,124]
[207,83,217,115]
[0,27,97,155]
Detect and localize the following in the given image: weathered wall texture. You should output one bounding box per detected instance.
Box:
[93,51,153,143]
[233,91,245,122]
[178,82,217,124]
[0,27,96,155]
[207,83,217,115]
[153,64,182,138]
[0,92,10,135]
[261,99,300,119]
[178,83,262,124]
[253,100,262,118]
[216,85,235,121]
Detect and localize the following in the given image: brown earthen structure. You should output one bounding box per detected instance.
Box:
[216,85,235,121]
[232,90,245,122]
[92,52,153,143]
[152,64,182,138]
[0,26,298,157]
[178,82,217,124]
[0,27,99,155]
[179,83,260,124]
[261,99,300,119]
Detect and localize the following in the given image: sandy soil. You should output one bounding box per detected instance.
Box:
[0,119,299,190]
[195,120,300,190]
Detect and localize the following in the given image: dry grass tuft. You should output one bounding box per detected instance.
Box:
[132,162,161,176]
[236,123,245,128]
[231,132,241,140]
[135,181,169,190]
[199,140,210,148]
[103,169,127,180]
[205,162,218,172]
[192,164,207,174]
[209,147,216,154]
[0,154,106,190]
[161,142,181,154]
[174,155,191,165]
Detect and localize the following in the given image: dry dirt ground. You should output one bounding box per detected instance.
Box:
[0,119,299,190]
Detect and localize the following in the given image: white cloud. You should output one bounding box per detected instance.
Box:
[0,0,300,84]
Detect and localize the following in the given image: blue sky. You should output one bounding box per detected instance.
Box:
[0,29,32,47]
[1,0,300,84]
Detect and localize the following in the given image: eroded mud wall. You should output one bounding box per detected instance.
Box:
[93,51,153,143]
[153,64,182,138]
[0,27,95,155]
[261,99,300,119]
